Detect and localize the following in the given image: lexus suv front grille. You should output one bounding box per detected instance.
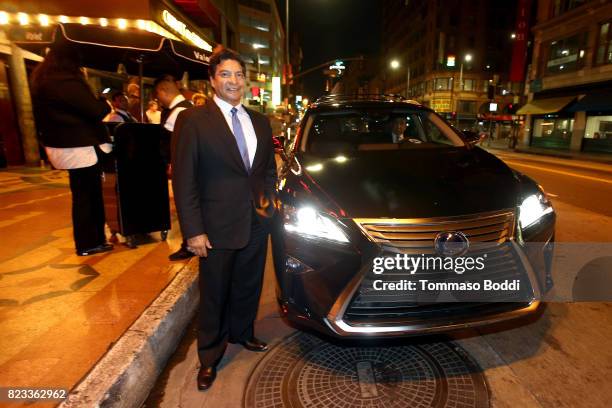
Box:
[343,210,535,325]
[354,209,515,253]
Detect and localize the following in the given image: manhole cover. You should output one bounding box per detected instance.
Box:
[244,332,488,408]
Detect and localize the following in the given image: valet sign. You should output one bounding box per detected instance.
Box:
[162,10,212,51]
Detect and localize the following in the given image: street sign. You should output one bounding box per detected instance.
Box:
[328,60,346,75]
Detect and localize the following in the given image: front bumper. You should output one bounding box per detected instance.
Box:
[277,209,554,339]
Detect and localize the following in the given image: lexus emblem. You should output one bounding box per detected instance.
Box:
[434,231,470,257]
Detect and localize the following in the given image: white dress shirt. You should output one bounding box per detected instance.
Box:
[146,109,161,124]
[164,94,189,132]
[213,95,257,166]
[45,143,112,170]
[104,109,136,123]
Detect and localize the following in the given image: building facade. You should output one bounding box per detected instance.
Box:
[519,0,612,154]
[379,0,524,137]
[237,0,284,111]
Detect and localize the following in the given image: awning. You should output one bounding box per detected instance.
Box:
[12,23,210,79]
[567,91,612,112]
[516,96,576,115]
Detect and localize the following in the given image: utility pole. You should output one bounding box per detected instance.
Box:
[285,0,290,106]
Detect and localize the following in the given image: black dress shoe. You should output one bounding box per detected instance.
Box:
[169,246,194,261]
[77,243,113,256]
[197,366,216,391]
[237,337,268,352]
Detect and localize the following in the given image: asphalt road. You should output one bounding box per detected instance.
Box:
[491,150,612,218]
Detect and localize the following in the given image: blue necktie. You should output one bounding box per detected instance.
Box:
[230,107,250,172]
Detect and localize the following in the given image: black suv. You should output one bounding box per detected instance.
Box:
[273,95,555,339]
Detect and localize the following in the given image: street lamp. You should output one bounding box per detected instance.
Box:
[458,53,472,90]
[452,53,472,126]
[389,59,410,98]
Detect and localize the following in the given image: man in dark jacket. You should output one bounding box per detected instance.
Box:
[172,49,277,391]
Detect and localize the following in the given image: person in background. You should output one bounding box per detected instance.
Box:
[155,76,193,134]
[390,117,407,143]
[105,91,137,123]
[31,43,113,256]
[192,93,207,107]
[145,100,161,124]
[127,83,143,121]
[154,75,194,261]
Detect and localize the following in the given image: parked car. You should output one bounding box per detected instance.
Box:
[272,94,555,339]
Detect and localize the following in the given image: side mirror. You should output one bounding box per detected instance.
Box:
[462,130,484,145]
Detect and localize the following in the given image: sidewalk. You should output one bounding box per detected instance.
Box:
[0,166,190,407]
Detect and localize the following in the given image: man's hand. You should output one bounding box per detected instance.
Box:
[187,234,213,257]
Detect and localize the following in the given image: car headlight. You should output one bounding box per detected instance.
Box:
[519,193,553,229]
[284,206,349,243]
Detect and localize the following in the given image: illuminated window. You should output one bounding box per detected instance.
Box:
[596,22,612,66]
[434,78,451,90]
[545,33,587,74]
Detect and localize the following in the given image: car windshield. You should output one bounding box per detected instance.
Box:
[300,108,465,155]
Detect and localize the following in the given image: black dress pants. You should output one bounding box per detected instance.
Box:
[197,213,269,367]
[68,163,106,252]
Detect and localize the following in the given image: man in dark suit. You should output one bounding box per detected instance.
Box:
[172,49,277,391]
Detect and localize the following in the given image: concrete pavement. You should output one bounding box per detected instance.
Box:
[0,166,192,407]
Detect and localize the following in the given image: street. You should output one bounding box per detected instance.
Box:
[492,150,612,220]
[146,150,612,408]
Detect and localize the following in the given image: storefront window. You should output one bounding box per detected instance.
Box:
[584,115,612,139]
[595,22,612,66]
[584,115,612,153]
[533,117,574,138]
[546,33,587,74]
[532,117,573,149]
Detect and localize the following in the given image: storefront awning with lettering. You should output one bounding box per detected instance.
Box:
[13,23,210,79]
[516,96,576,115]
[566,91,612,113]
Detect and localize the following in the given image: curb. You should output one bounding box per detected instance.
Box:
[59,259,199,408]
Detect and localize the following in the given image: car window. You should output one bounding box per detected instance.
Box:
[300,108,464,154]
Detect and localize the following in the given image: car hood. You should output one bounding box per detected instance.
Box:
[292,147,520,218]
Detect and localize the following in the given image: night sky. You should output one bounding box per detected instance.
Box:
[277,0,382,99]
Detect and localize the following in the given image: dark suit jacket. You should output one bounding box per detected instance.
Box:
[172,101,277,249]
